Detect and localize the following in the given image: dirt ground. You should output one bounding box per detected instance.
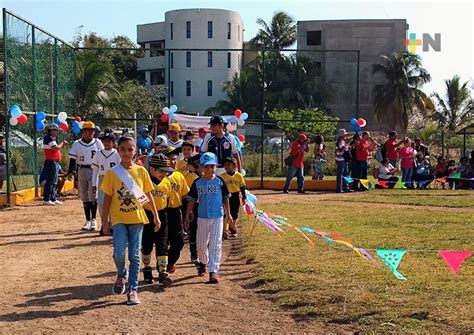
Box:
[0,195,355,333]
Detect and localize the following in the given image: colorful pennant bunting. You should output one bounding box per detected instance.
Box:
[360,179,369,189]
[396,181,407,189]
[450,172,461,179]
[378,181,389,189]
[436,177,446,183]
[439,250,472,273]
[376,249,407,281]
[343,176,353,183]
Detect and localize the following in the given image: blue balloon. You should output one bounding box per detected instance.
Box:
[54,118,61,125]
[10,106,22,118]
[37,111,46,121]
[169,105,178,113]
[73,126,81,135]
[168,112,175,120]
[350,118,358,126]
[72,121,79,128]
[241,112,249,121]
[353,124,361,132]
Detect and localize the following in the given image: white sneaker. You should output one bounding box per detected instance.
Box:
[54,200,63,205]
[82,220,91,230]
[89,219,97,231]
[43,201,56,206]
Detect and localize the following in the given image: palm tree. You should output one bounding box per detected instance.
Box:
[372,51,433,131]
[431,75,473,131]
[249,11,297,49]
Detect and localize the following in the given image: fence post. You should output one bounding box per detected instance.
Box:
[463,130,466,157]
[260,49,265,188]
[280,134,284,173]
[134,112,137,144]
[32,25,39,193]
[355,50,360,119]
[3,9,11,205]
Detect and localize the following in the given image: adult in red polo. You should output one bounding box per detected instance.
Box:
[384,131,404,167]
[353,131,376,191]
[283,133,309,194]
[43,123,66,205]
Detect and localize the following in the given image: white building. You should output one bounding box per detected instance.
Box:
[137,9,244,114]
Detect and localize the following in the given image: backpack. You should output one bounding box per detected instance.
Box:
[374,145,384,163]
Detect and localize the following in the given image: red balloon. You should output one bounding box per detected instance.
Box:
[357,118,366,126]
[75,116,82,122]
[17,114,28,124]
[234,109,242,118]
[161,114,169,122]
[238,134,245,142]
[59,122,69,131]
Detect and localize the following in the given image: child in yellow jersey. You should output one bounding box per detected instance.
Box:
[156,146,190,273]
[142,153,174,286]
[175,141,194,177]
[101,136,160,305]
[220,157,247,238]
[183,154,201,263]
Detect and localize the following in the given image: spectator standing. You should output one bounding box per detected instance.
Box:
[335,129,352,193]
[42,124,66,205]
[0,133,6,190]
[137,127,153,155]
[313,135,326,158]
[283,133,309,194]
[353,131,377,191]
[414,138,430,158]
[399,138,416,189]
[194,128,207,152]
[384,131,404,167]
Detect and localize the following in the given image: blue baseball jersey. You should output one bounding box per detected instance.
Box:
[186,176,230,219]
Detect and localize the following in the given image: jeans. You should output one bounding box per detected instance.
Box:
[283,165,304,192]
[43,160,59,202]
[336,161,350,193]
[353,160,368,191]
[401,168,413,188]
[112,224,143,291]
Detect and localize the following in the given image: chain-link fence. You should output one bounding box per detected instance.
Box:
[1,9,76,203]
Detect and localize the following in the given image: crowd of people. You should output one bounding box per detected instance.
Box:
[39,116,246,305]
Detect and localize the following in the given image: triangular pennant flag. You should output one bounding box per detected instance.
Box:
[322,235,334,245]
[357,248,379,266]
[300,227,315,234]
[378,181,389,189]
[360,179,369,189]
[436,177,446,183]
[343,176,353,183]
[438,250,472,273]
[376,249,408,281]
[397,181,407,189]
[450,172,461,179]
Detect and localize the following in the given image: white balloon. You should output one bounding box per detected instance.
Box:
[58,112,68,122]
[162,107,169,115]
[79,121,85,129]
[237,119,245,127]
[9,117,18,126]
[241,169,246,177]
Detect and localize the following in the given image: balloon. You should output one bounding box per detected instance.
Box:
[37,111,46,121]
[162,107,169,115]
[169,105,178,113]
[36,121,45,131]
[357,118,367,127]
[78,121,84,129]
[240,112,248,121]
[59,122,69,131]
[237,119,245,127]
[238,134,245,142]
[241,169,246,177]
[75,116,82,122]
[17,114,28,124]
[9,117,18,126]
[234,109,242,118]
[246,192,257,205]
[72,120,79,128]
[161,114,169,122]
[168,112,175,120]
[350,117,357,126]
[73,126,81,135]
[58,112,68,122]
[353,124,361,132]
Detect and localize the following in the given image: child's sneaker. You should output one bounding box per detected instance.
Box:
[82,220,91,231]
[158,272,173,287]
[197,263,206,277]
[230,228,237,238]
[89,219,97,231]
[126,289,140,305]
[191,256,199,265]
[143,267,154,284]
[112,275,127,295]
[209,272,219,284]
[167,264,176,274]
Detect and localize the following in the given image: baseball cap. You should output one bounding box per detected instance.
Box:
[82,121,95,130]
[47,123,60,131]
[156,145,182,157]
[200,152,218,166]
[168,123,181,132]
[94,126,101,132]
[186,154,201,166]
[154,134,169,146]
[140,127,149,134]
[149,153,175,172]
[209,115,228,125]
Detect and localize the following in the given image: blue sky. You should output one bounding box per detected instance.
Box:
[2,0,473,96]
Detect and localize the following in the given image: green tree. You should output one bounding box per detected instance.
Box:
[249,11,297,49]
[431,75,473,131]
[372,51,433,132]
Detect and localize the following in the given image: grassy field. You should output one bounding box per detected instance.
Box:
[242,190,474,332]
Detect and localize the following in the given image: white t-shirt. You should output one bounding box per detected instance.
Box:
[68,138,104,166]
[92,148,121,186]
[378,163,395,179]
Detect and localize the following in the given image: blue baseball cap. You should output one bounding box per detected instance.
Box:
[200,152,218,166]
[140,127,149,134]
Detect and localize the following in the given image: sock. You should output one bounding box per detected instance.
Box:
[142,253,152,270]
[83,202,91,221]
[157,255,168,273]
[90,201,98,220]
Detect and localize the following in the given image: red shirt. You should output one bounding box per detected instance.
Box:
[290,140,306,168]
[384,139,398,161]
[43,135,61,161]
[399,147,415,169]
[355,139,370,161]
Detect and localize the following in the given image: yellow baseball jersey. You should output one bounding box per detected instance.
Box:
[220,171,246,193]
[150,177,171,211]
[184,171,200,189]
[176,159,189,176]
[101,164,153,225]
[166,171,189,208]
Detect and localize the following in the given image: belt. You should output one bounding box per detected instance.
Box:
[78,165,92,169]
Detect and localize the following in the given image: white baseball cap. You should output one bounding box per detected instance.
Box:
[154,134,169,146]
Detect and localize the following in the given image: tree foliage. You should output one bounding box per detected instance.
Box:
[249,11,297,49]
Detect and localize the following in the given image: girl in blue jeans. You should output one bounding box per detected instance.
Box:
[101,136,160,305]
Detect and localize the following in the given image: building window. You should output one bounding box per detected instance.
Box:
[150,41,165,57]
[186,21,191,38]
[307,30,321,46]
[227,22,231,39]
[207,80,213,96]
[170,52,174,68]
[208,21,213,38]
[170,81,174,97]
[227,52,231,68]
[208,52,213,67]
[150,70,165,86]
[186,51,191,67]
[186,80,191,96]
[170,23,173,40]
